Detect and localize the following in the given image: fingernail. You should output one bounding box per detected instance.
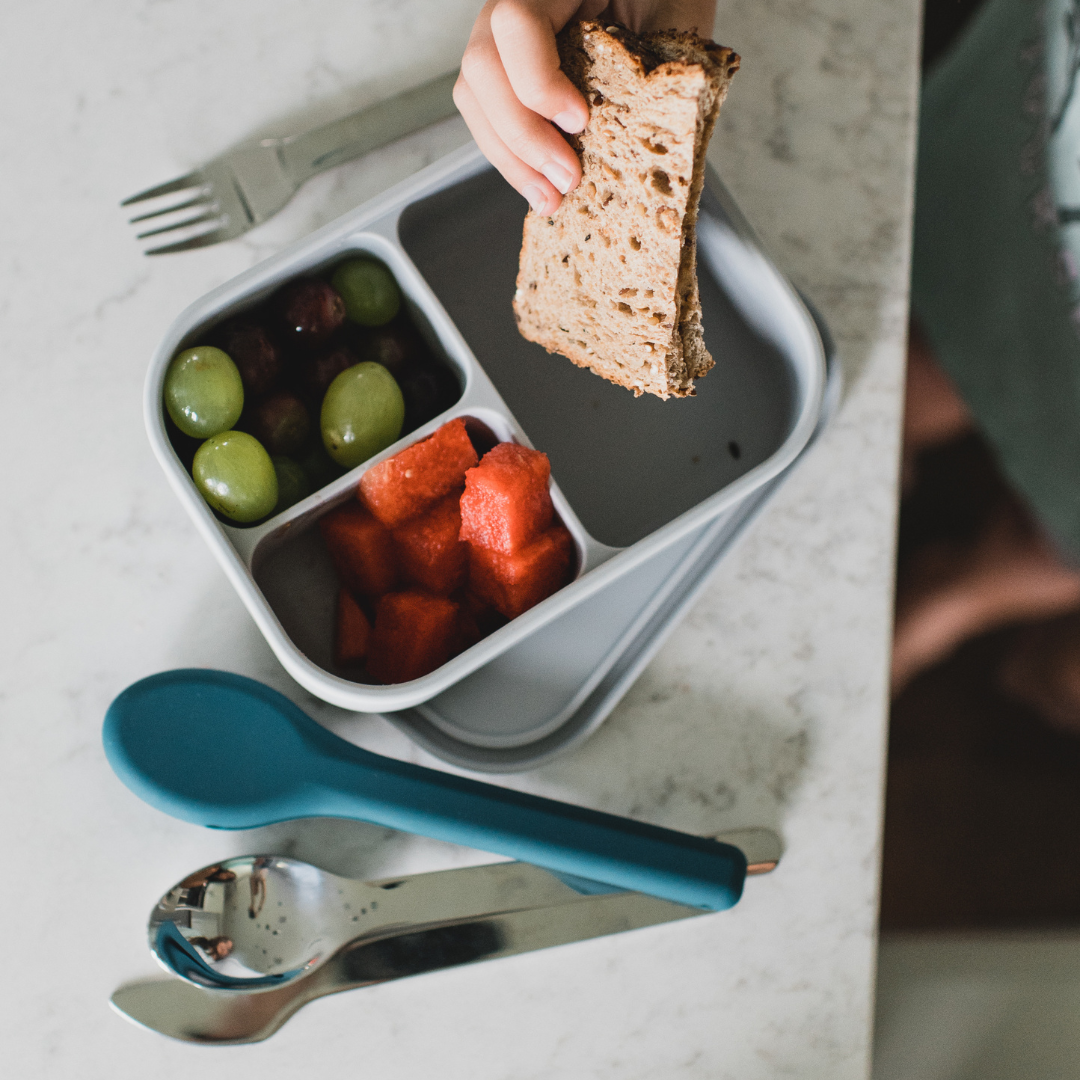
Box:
[522,184,547,213]
[553,109,586,134]
[541,162,573,195]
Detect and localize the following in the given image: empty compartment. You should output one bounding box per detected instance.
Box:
[399,168,797,548]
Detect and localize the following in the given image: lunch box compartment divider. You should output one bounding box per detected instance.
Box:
[144,143,827,718]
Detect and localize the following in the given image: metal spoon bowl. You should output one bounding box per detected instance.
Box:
[148,853,624,991]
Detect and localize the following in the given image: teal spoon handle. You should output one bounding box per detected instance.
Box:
[313,743,746,910]
[103,670,746,910]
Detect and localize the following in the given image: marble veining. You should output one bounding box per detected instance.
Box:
[0,0,917,1075]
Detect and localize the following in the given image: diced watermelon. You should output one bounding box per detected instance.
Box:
[367,591,461,684]
[463,591,509,638]
[319,502,397,596]
[459,442,553,555]
[467,525,574,619]
[359,417,478,528]
[334,588,371,666]
[392,491,467,595]
[453,603,483,655]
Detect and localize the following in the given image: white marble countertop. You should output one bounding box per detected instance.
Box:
[0,0,917,1075]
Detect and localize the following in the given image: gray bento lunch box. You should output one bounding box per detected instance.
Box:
[145,142,835,769]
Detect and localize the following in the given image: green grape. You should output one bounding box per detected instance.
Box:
[193,431,278,523]
[321,362,405,469]
[272,456,311,513]
[164,346,244,438]
[331,258,401,327]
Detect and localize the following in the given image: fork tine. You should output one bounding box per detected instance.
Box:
[128,194,210,224]
[144,229,231,256]
[136,209,222,240]
[120,172,204,207]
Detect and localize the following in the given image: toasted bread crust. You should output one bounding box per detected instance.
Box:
[513,21,739,398]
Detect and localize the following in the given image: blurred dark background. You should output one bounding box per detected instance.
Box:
[881,0,1080,931]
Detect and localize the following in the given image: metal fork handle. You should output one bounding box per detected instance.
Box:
[280,70,459,184]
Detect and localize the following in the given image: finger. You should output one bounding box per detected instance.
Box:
[453,75,562,215]
[460,33,583,197]
[489,0,589,133]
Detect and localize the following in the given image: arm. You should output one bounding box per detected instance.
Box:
[454,0,718,214]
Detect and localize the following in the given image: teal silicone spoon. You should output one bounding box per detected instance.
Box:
[102,670,746,910]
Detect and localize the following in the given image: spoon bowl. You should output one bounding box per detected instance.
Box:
[148,853,628,991]
[149,856,349,990]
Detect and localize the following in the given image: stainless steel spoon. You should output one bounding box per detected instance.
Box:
[146,827,780,993]
[147,854,628,992]
[115,829,780,1043]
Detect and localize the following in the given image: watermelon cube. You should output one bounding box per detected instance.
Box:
[333,588,371,666]
[459,442,553,555]
[392,491,467,595]
[359,417,478,528]
[467,525,575,619]
[464,591,509,638]
[319,502,397,596]
[367,591,461,684]
[453,603,483,655]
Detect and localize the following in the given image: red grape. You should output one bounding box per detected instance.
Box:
[277,279,346,349]
[248,392,311,457]
[217,319,282,395]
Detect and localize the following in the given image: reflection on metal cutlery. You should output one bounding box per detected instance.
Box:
[114,830,780,1043]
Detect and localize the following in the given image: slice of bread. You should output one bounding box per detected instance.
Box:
[513,21,739,399]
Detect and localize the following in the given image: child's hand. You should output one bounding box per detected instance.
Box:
[455,1,601,215]
[455,2,717,215]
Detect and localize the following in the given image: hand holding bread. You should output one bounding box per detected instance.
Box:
[457,2,736,399]
[455,2,718,214]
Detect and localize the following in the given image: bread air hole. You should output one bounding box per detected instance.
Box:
[628,236,641,250]
[640,136,668,155]
[617,302,633,315]
[650,169,672,195]
[619,288,637,297]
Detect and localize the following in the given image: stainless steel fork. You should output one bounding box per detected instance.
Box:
[122,70,459,255]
